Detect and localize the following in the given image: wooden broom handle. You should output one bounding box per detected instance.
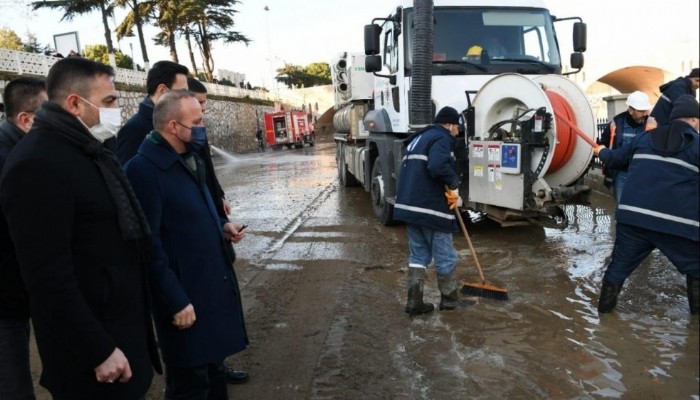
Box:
[454,209,486,283]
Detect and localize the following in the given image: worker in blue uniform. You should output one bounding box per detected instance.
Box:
[597,91,654,203]
[594,94,699,315]
[650,68,699,126]
[393,106,463,315]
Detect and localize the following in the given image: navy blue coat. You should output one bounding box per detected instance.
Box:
[597,111,647,187]
[393,124,460,233]
[117,97,154,165]
[125,134,247,368]
[599,120,699,242]
[650,77,695,126]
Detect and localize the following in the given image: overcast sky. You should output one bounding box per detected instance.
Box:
[1,0,698,88]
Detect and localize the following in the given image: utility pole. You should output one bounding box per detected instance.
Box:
[264,5,279,100]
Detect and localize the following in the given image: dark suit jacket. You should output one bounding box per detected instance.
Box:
[117,97,154,165]
[0,120,29,320]
[0,104,159,399]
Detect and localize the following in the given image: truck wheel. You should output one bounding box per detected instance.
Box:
[294,142,303,149]
[337,143,359,187]
[370,158,395,225]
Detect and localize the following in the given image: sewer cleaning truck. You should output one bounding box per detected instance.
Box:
[332,0,595,228]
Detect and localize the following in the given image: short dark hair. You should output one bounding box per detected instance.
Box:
[187,77,207,94]
[153,90,197,131]
[147,61,189,96]
[46,57,114,102]
[2,77,46,120]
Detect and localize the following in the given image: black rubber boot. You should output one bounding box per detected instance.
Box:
[597,280,623,313]
[687,275,699,315]
[405,267,434,315]
[437,272,459,310]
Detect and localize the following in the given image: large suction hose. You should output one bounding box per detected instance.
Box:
[409,0,434,125]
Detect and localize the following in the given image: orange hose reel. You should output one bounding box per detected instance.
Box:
[545,90,577,174]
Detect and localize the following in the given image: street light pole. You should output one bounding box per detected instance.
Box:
[264,5,279,101]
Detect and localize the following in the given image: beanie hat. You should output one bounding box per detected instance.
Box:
[670,94,700,120]
[434,106,461,125]
[687,68,699,79]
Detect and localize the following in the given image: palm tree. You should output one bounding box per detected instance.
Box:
[114,0,154,70]
[151,0,199,63]
[189,0,250,82]
[32,0,117,66]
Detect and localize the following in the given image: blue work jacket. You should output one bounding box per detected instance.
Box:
[599,120,699,242]
[393,124,460,233]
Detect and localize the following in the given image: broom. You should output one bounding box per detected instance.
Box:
[454,209,509,301]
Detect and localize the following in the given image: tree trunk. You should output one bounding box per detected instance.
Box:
[185,28,199,78]
[198,20,214,82]
[132,0,150,70]
[99,1,116,67]
[167,21,178,63]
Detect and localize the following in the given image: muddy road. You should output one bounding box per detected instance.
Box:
[29,141,699,399]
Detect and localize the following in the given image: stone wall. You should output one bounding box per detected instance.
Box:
[1,77,274,154]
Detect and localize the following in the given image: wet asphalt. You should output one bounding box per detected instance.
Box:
[212,140,698,399]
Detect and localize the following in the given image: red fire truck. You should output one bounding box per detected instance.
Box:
[264,110,315,150]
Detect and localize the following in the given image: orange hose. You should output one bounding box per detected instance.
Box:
[545,91,577,173]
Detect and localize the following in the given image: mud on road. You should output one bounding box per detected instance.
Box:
[28,142,699,399]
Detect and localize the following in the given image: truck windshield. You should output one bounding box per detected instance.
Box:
[404,7,561,74]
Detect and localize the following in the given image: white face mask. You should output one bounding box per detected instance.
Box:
[79,96,122,142]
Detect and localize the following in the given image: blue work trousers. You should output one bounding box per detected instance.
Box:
[613,171,628,204]
[406,224,457,275]
[603,222,700,285]
[0,318,35,400]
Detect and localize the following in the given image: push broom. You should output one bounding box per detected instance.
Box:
[455,209,509,301]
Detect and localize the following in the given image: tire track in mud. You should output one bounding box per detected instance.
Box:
[239,181,337,288]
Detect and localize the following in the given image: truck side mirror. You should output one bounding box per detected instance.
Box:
[570,52,584,69]
[364,24,382,55]
[366,55,382,73]
[573,22,587,52]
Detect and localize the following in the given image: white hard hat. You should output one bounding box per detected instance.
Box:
[626,91,652,111]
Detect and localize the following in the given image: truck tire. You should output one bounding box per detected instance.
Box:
[370,158,395,225]
[294,142,303,149]
[337,142,359,187]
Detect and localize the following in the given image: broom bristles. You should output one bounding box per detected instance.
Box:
[461,280,509,301]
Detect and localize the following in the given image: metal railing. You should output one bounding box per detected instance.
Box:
[590,118,608,169]
[0,48,269,100]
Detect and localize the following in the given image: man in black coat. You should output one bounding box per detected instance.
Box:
[0,57,159,400]
[116,60,189,165]
[0,76,47,400]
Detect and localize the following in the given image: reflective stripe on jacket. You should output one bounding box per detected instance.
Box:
[599,121,699,241]
[393,124,460,233]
